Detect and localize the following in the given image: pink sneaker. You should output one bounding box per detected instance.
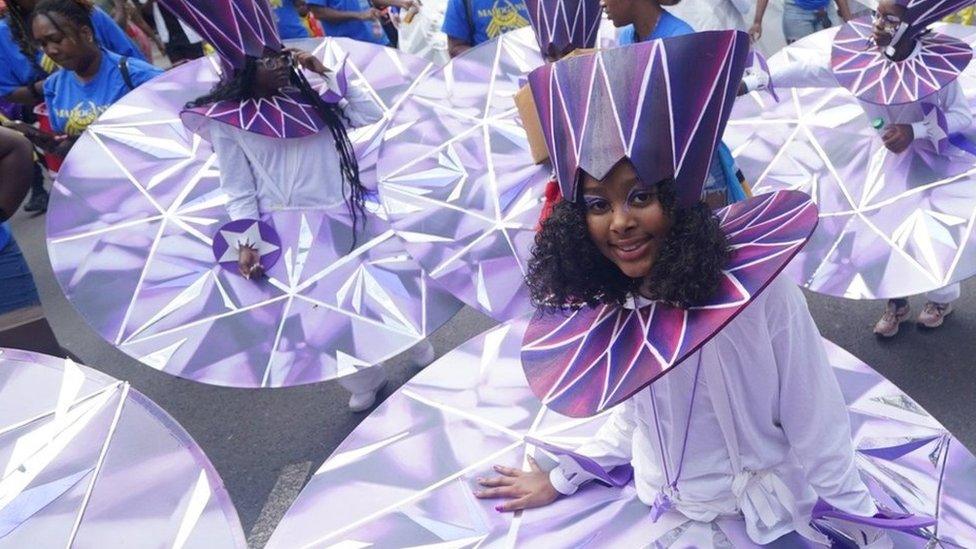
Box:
[873,301,910,338]
[917,301,953,329]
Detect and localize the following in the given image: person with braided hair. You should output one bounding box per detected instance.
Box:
[30,0,160,155]
[0,0,145,212]
[159,0,388,412]
[0,0,144,106]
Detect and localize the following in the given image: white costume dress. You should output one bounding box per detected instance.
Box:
[756,48,972,304]
[207,73,385,221]
[550,277,879,546]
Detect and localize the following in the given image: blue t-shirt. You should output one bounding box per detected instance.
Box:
[0,7,145,98]
[272,0,311,39]
[617,10,694,44]
[441,0,530,46]
[43,49,162,135]
[0,222,9,252]
[792,0,831,10]
[307,0,390,44]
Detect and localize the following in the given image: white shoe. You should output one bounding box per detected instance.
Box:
[411,340,436,368]
[348,378,387,413]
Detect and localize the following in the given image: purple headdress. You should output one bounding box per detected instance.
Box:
[896,0,976,44]
[830,0,975,105]
[524,0,603,59]
[528,30,750,207]
[157,0,282,73]
[158,0,350,139]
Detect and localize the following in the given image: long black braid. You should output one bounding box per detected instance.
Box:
[289,66,368,248]
[188,56,369,250]
[6,0,46,78]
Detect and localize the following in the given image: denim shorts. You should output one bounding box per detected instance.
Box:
[0,237,42,315]
[782,0,835,43]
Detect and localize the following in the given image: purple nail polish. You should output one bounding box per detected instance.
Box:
[494,506,502,512]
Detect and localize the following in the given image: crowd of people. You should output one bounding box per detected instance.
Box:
[2,0,975,545]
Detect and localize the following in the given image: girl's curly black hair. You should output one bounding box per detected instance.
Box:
[526,178,730,311]
[188,56,368,250]
[12,0,95,79]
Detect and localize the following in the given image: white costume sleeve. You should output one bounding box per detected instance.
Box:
[941,81,972,134]
[768,49,837,89]
[330,71,384,128]
[910,81,973,140]
[210,123,261,221]
[769,283,878,517]
[549,396,638,495]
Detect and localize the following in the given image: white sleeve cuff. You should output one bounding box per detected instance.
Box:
[910,121,927,142]
[548,465,580,496]
[741,72,766,93]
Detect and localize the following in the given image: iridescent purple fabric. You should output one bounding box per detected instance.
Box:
[521,190,819,418]
[376,28,549,321]
[46,40,462,388]
[831,17,972,105]
[157,0,281,71]
[728,25,976,299]
[211,219,281,272]
[266,321,976,547]
[529,30,750,207]
[0,348,245,546]
[524,0,602,59]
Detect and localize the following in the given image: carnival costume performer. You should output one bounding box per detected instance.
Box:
[475,31,919,546]
[741,0,975,336]
[158,0,395,412]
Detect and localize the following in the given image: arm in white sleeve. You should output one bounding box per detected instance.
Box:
[331,71,384,128]
[210,124,261,221]
[942,82,972,135]
[909,82,973,144]
[767,49,837,90]
[769,281,878,517]
[548,395,638,496]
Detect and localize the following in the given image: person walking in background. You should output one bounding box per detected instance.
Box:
[751,0,852,44]
[137,0,204,63]
[0,126,62,355]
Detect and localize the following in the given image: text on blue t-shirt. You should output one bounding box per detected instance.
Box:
[441,0,530,46]
[43,49,162,135]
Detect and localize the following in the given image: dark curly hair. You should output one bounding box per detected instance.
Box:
[188,57,369,250]
[526,178,730,310]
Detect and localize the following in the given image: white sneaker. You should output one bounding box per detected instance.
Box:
[411,340,436,368]
[348,378,388,413]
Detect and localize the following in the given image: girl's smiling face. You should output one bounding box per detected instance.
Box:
[582,161,673,279]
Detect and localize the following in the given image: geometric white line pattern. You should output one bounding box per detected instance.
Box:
[264,322,976,547]
[0,348,245,547]
[727,24,976,299]
[46,38,462,387]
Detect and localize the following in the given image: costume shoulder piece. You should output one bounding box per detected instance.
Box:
[159,0,348,139]
[831,1,975,105]
[521,190,819,417]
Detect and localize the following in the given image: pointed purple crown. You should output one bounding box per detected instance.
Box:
[897,0,976,40]
[158,0,282,71]
[528,31,750,207]
[524,0,602,59]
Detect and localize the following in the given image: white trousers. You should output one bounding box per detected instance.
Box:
[338,366,387,394]
[926,283,960,304]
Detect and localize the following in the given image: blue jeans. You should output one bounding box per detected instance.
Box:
[782,0,834,43]
[0,237,41,315]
